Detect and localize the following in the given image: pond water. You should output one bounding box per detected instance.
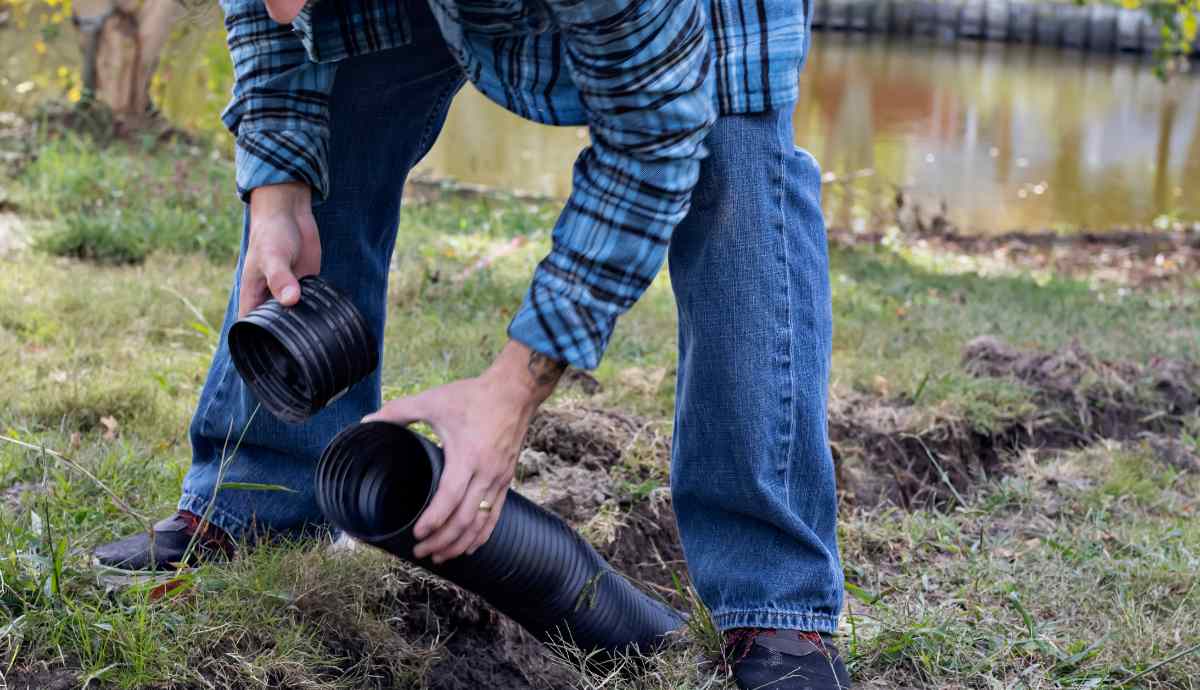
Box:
[3,22,1197,234]
[418,34,1200,233]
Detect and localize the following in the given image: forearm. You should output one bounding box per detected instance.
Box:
[508,0,716,370]
[482,340,565,411]
[220,0,336,201]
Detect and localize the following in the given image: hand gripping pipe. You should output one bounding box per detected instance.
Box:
[227,275,378,423]
[225,277,684,653]
[316,421,686,655]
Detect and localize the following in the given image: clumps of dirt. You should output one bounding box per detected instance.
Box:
[295,405,685,690]
[518,406,686,603]
[520,406,684,597]
[829,391,1014,509]
[0,665,78,690]
[831,337,1200,508]
[601,492,686,602]
[1143,434,1200,474]
[288,554,578,690]
[524,406,666,470]
[962,336,1199,434]
[831,222,1200,287]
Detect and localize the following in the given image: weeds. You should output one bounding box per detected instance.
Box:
[0,135,1198,688]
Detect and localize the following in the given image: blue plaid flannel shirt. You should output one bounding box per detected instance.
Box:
[220,0,809,370]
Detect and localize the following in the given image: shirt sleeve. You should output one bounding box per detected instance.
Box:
[219,0,337,201]
[506,0,716,370]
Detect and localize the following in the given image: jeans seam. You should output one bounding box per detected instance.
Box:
[194,342,232,442]
[412,69,466,170]
[712,608,840,632]
[775,121,795,481]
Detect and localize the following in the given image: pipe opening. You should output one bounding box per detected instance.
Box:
[318,423,436,541]
[227,276,378,423]
[228,319,314,421]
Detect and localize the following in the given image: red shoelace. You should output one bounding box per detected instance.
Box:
[177,510,236,557]
[723,628,828,671]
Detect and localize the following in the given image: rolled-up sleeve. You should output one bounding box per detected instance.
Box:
[506,0,716,370]
[220,0,337,201]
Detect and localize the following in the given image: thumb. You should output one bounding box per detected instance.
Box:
[262,253,301,306]
[363,393,432,426]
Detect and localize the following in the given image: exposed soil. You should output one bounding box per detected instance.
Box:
[1,664,78,690]
[294,564,579,690]
[830,223,1200,287]
[280,406,684,690]
[831,336,1199,508]
[297,346,1197,688]
[31,342,1183,689]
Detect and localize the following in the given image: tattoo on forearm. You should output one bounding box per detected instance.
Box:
[527,351,567,387]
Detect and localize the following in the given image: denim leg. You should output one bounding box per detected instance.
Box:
[668,107,843,633]
[181,25,464,537]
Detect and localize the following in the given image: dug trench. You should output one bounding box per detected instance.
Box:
[14,339,1189,689]
[272,337,1200,689]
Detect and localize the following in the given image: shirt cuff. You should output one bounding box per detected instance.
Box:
[507,267,622,371]
[234,129,330,203]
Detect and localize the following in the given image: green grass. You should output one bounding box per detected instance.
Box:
[0,135,1198,688]
[13,133,242,263]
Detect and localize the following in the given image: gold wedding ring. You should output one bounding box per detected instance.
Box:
[478,499,493,513]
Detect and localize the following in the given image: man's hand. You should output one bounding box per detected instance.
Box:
[363,341,566,564]
[240,182,321,318]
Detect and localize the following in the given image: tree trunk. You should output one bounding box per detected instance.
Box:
[72,0,183,125]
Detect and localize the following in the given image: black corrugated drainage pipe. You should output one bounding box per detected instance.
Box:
[228,276,378,423]
[316,421,686,655]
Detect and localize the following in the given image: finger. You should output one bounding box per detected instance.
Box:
[416,473,491,563]
[262,253,301,306]
[412,445,471,541]
[238,270,269,319]
[441,476,504,561]
[441,501,492,563]
[466,484,507,556]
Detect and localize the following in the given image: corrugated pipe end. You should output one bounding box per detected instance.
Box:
[228,275,378,423]
[315,422,686,656]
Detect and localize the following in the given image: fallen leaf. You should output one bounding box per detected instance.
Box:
[617,367,668,396]
[871,375,890,397]
[148,577,191,602]
[100,416,119,440]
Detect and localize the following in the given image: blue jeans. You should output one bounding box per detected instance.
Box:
[182,5,842,635]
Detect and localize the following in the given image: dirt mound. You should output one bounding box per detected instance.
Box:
[292,559,577,690]
[520,406,685,599]
[524,406,663,469]
[0,665,77,690]
[830,223,1200,287]
[602,493,686,602]
[832,337,1199,509]
[962,336,1199,432]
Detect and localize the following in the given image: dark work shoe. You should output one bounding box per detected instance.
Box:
[726,629,851,690]
[93,511,235,571]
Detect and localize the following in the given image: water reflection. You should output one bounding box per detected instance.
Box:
[4,21,1196,233]
[418,34,1199,233]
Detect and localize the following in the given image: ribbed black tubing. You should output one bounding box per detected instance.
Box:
[316,422,685,654]
[228,276,378,423]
